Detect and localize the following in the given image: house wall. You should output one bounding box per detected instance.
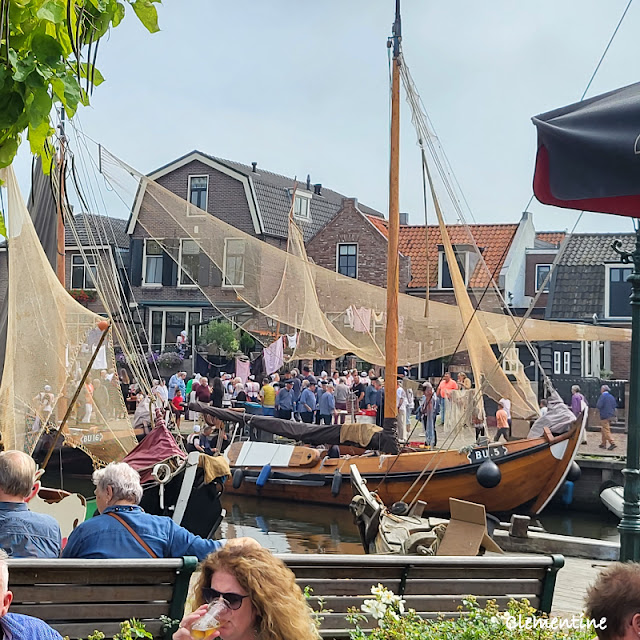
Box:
[502,212,535,309]
[65,247,116,315]
[306,198,411,289]
[524,253,556,308]
[610,329,630,380]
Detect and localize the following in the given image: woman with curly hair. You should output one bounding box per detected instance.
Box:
[173,541,319,640]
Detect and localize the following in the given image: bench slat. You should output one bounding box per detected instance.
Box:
[294,567,547,581]
[10,602,170,621]
[8,569,178,586]
[11,584,174,604]
[49,620,164,639]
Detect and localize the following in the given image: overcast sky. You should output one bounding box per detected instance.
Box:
[12,0,640,234]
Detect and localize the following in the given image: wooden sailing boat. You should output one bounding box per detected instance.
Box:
[201,1,585,516]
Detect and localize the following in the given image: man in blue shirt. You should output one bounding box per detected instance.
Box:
[0,451,61,558]
[298,381,317,424]
[318,383,336,425]
[62,462,255,560]
[0,549,63,639]
[168,371,186,400]
[365,377,379,410]
[275,380,296,420]
[596,384,617,451]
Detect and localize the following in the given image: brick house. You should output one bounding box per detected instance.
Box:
[523,232,566,319]
[126,151,387,355]
[544,232,634,381]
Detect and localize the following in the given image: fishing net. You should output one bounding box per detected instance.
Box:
[98,149,629,420]
[0,166,137,465]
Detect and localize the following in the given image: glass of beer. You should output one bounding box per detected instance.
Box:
[191,599,228,639]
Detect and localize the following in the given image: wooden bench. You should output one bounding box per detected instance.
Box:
[7,557,198,639]
[280,553,565,638]
[7,553,564,639]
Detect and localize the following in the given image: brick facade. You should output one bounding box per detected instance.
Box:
[610,328,630,380]
[306,198,411,289]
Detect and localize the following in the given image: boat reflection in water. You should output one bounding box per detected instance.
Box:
[218,494,364,554]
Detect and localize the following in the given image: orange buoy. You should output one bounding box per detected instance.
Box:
[97,320,109,331]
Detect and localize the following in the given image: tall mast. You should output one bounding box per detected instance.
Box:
[384,0,401,446]
[56,107,66,286]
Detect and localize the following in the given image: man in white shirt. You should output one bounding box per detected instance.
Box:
[396,381,409,443]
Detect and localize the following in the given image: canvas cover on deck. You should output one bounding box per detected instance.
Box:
[123,424,186,484]
[532,81,640,217]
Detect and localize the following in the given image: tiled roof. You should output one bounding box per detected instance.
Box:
[194,152,384,241]
[536,231,566,247]
[65,214,129,249]
[366,217,518,289]
[546,233,635,320]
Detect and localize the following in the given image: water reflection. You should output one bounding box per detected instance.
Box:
[219,494,364,554]
[537,508,620,543]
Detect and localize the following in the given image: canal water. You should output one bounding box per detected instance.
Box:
[49,476,620,553]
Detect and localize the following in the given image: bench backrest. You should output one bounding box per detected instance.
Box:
[278,554,564,638]
[7,557,198,639]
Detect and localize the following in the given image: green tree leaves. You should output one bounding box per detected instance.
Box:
[131,0,160,33]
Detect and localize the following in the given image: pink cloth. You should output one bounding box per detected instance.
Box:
[351,306,372,333]
[263,337,284,375]
[235,357,250,384]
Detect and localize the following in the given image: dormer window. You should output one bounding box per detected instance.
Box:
[188,175,208,212]
[292,191,312,221]
[438,249,469,289]
[535,264,552,293]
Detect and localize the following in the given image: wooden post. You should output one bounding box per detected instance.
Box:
[56,111,66,286]
[41,323,111,470]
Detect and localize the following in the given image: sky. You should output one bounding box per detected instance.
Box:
[12,0,640,234]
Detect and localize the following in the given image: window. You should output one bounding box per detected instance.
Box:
[535,264,552,293]
[188,176,208,212]
[143,239,163,285]
[563,351,571,375]
[607,266,632,318]
[150,308,202,352]
[553,351,561,375]
[71,254,97,289]
[292,193,311,220]
[223,238,245,287]
[502,346,522,374]
[582,340,608,377]
[337,243,358,279]
[178,239,199,287]
[438,250,469,289]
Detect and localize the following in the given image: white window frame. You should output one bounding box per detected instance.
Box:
[149,307,202,352]
[581,340,610,378]
[502,345,522,374]
[70,253,97,290]
[178,239,199,288]
[605,264,632,320]
[438,250,470,290]
[563,351,571,375]
[553,351,561,375]
[187,175,209,216]
[292,190,312,221]
[222,237,246,289]
[535,263,552,293]
[142,238,164,287]
[336,242,358,279]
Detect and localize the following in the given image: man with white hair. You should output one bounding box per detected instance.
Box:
[0,451,61,558]
[0,550,63,638]
[62,462,257,559]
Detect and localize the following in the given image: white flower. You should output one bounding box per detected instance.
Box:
[379,591,398,605]
[398,600,405,615]
[361,599,388,620]
[371,584,387,597]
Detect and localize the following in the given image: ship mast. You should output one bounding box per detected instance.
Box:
[384,0,401,449]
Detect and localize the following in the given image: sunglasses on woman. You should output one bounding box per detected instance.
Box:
[202,587,249,610]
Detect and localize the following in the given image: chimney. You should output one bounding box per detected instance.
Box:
[251,162,258,173]
[306,174,311,191]
[399,212,409,225]
[314,183,322,195]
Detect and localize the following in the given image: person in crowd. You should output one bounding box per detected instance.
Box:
[365,376,379,410]
[360,371,370,385]
[173,541,318,640]
[234,381,247,403]
[32,384,55,430]
[271,372,281,389]
[155,378,169,405]
[186,424,202,453]
[195,377,212,404]
[119,368,131,406]
[168,371,187,401]
[352,374,366,411]
[132,393,152,434]
[331,371,340,385]
[92,378,110,420]
[584,562,640,640]
[259,378,276,417]
[374,378,385,427]
[0,451,61,558]
[200,425,217,455]
[211,377,225,408]
[171,389,186,428]
[275,379,296,420]
[302,366,317,385]
[314,379,326,424]
[289,369,302,421]
[396,379,409,442]
[318,382,336,425]
[420,382,437,448]
[345,370,354,388]
[539,398,548,416]
[405,384,415,436]
[0,549,63,638]
[570,385,587,417]
[436,372,458,424]
[498,395,512,431]
[334,377,349,425]
[298,380,317,424]
[176,330,188,357]
[63,462,257,560]
[80,380,94,424]
[245,375,260,403]
[457,372,472,390]
[494,400,510,442]
[597,384,617,451]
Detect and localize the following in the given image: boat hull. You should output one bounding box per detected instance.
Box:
[225,424,582,515]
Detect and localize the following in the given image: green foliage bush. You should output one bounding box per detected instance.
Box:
[200,320,239,354]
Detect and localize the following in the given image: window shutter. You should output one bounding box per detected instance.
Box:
[199,252,210,287]
[162,240,178,287]
[130,239,143,286]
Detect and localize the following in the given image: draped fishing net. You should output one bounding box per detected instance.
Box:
[98,149,629,420]
[0,166,137,465]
